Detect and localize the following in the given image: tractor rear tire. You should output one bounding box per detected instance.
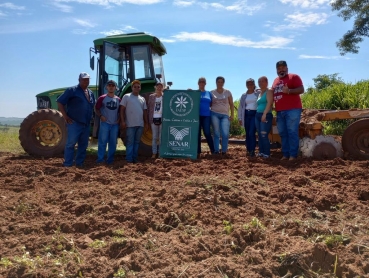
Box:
[19,109,67,157]
[342,119,369,159]
[300,135,342,159]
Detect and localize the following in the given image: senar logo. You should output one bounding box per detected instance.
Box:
[169,92,194,117]
[170,127,189,140]
[168,126,191,149]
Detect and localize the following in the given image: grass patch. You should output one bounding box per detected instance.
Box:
[114,267,126,277]
[0,126,126,155]
[223,220,233,235]
[13,248,43,271]
[87,138,126,155]
[324,234,350,248]
[243,217,265,230]
[112,229,125,236]
[14,201,33,215]
[88,239,107,248]
[0,257,13,269]
[0,126,24,153]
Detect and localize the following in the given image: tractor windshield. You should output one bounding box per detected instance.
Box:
[152,50,165,85]
[100,40,165,96]
[132,45,153,80]
[102,41,129,95]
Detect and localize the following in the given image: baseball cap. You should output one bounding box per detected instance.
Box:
[155,80,163,86]
[79,72,90,79]
[246,78,255,83]
[106,80,117,86]
[131,80,141,86]
[276,60,287,68]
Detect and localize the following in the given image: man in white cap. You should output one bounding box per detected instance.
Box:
[57,72,95,167]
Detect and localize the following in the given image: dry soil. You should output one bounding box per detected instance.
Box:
[1,146,369,278]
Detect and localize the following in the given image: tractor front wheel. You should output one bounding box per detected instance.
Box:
[19,109,67,157]
[342,119,369,159]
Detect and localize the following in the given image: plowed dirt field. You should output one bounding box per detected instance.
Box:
[1,145,369,278]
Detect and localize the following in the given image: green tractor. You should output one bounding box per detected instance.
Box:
[19,32,169,157]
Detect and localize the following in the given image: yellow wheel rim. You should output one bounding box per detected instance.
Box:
[31,120,63,146]
[141,128,152,146]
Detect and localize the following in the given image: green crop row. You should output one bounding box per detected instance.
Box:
[302,80,369,110]
[302,80,369,135]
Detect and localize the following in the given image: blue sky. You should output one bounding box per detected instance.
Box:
[0,0,368,118]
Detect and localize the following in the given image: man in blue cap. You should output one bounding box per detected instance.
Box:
[57,72,95,167]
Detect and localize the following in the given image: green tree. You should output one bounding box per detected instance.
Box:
[331,0,369,55]
[312,73,344,91]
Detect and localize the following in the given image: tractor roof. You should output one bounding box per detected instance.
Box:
[93,32,167,56]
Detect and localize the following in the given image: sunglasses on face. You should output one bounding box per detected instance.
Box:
[107,84,116,87]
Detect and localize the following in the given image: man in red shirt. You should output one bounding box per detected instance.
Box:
[272,61,304,161]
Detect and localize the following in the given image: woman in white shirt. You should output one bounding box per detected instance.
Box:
[238,78,259,157]
[147,81,164,158]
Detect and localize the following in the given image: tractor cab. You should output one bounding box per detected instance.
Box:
[90,32,167,99]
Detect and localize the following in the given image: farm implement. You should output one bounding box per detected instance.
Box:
[268,108,369,159]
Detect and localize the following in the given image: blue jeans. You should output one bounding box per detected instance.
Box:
[255,112,273,156]
[211,111,230,153]
[198,116,214,154]
[63,122,90,167]
[276,108,302,158]
[244,110,257,154]
[151,123,162,154]
[97,121,119,164]
[125,126,143,162]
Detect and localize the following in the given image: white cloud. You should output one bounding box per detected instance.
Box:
[52,2,73,12]
[100,25,138,36]
[73,29,89,34]
[299,54,351,60]
[160,38,176,43]
[0,19,72,34]
[279,0,330,9]
[288,12,328,25]
[175,0,265,14]
[169,31,293,49]
[0,10,6,16]
[101,29,124,36]
[74,19,96,27]
[55,0,162,6]
[274,12,329,31]
[173,0,195,7]
[0,2,25,10]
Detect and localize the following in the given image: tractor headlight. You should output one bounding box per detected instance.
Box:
[37,96,51,109]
